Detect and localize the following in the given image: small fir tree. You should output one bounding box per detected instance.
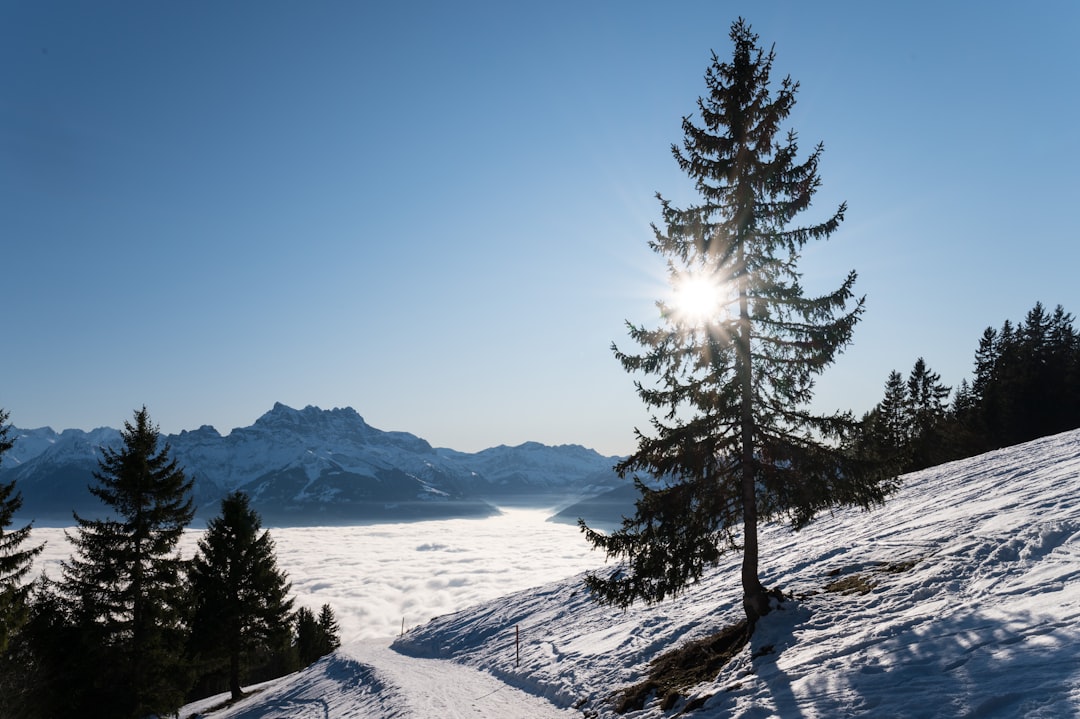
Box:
[188,491,294,701]
[59,407,194,718]
[294,603,341,667]
[294,607,320,666]
[317,603,342,654]
[581,19,897,623]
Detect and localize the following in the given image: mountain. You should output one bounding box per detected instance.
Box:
[547,481,641,530]
[437,441,622,507]
[1,403,622,524]
[186,427,1080,717]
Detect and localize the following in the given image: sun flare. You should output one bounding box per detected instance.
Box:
[670,272,727,326]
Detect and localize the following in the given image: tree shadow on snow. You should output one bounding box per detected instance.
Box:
[199,654,403,719]
[743,601,1079,718]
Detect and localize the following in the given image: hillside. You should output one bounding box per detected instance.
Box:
[185,429,1080,717]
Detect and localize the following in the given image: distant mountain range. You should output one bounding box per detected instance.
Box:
[0,403,627,525]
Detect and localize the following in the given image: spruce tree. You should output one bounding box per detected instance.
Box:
[0,411,46,719]
[294,603,341,667]
[877,370,911,460]
[581,19,896,623]
[317,603,342,655]
[188,491,294,701]
[856,370,911,473]
[905,358,951,470]
[0,410,44,655]
[59,406,194,718]
[294,606,320,666]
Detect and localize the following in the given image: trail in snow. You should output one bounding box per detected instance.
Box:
[349,640,578,719]
[183,639,577,719]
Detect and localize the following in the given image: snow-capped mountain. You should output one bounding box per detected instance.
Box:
[1,403,622,524]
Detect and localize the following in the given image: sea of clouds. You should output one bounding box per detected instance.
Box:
[30,509,605,640]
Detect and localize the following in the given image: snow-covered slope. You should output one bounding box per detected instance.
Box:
[192,429,1080,718]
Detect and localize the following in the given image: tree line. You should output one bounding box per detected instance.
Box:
[857,301,1080,474]
[0,407,341,719]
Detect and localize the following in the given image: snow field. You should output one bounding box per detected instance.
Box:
[392,430,1080,718]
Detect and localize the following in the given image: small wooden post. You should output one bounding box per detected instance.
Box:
[515,625,520,667]
[401,617,405,636]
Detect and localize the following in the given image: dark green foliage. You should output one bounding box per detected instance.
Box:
[859,302,1080,473]
[0,411,44,656]
[0,411,46,719]
[318,603,342,654]
[188,491,294,701]
[581,19,897,623]
[905,358,952,470]
[294,603,341,667]
[960,302,1080,451]
[1,580,66,719]
[57,407,195,718]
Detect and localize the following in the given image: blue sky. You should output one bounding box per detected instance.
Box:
[3,2,1078,456]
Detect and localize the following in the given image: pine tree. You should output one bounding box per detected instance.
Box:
[294,603,341,667]
[294,606,320,666]
[0,410,44,655]
[59,407,194,718]
[317,603,342,655]
[188,491,294,701]
[0,411,46,719]
[580,19,897,623]
[855,370,911,472]
[905,358,951,470]
[877,370,911,459]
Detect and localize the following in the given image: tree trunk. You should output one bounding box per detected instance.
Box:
[230,649,244,701]
[737,243,770,625]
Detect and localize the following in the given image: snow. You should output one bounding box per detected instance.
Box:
[182,641,579,719]
[59,429,1080,717]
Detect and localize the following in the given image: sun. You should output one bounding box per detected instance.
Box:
[669,272,727,326]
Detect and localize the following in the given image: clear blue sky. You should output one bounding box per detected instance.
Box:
[3,2,1078,456]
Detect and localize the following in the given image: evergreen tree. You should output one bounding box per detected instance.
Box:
[855,371,911,473]
[964,304,1080,451]
[294,603,341,667]
[317,603,342,655]
[995,319,1022,445]
[188,491,294,701]
[580,19,896,623]
[294,606,319,666]
[0,410,44,655]
[905,358,951,470]
[59,407,194,718]
[967,325,1001,450]
[0,411,46,719]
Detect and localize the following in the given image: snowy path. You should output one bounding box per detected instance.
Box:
[348,639,579,719]
[184,638,579,719]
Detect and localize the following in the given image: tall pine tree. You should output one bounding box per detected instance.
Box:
[59,407,194,718]
[581,19,896,623]
[188,491,294,701]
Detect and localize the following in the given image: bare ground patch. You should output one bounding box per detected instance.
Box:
[612,619,751,714]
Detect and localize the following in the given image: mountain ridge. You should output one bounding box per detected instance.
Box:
[1,403,625,524]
